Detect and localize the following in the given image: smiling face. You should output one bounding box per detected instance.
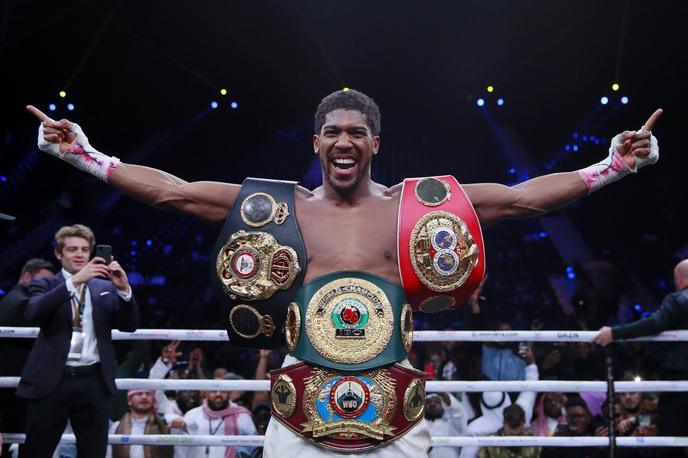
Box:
[55,236,91,274]
[313,109,380,196]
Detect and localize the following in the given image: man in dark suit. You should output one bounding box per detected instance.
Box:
[0,258,56,456]
[16,224,140,457]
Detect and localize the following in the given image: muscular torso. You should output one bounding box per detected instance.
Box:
[295,184,403,284]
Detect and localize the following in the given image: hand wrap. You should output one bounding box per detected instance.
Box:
[577,129,659,193]
[37,122,120,182]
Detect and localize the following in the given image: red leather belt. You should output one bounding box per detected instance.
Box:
[397,176,486,312]
[270,362,426,451]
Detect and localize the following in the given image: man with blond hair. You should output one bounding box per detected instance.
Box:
[16,224,140,457]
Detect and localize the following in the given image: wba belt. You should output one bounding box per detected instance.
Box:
[397,175,486,313]
[270,362,426,452]
[286,271,414,372]
[211,178,307,349]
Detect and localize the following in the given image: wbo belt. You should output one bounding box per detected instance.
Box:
[286,271,414,372]
[270,362,426,452]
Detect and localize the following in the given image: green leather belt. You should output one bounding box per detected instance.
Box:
[286,271,413,372]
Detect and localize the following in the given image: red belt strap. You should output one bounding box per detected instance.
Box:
[397,175,486,312]
[270,362,426,451]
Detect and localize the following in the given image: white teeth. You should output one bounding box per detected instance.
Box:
[334,158,355,165]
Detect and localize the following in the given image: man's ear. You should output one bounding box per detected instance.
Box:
[313,134,320,154]
[372,136,381,155]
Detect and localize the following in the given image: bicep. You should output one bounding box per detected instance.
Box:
[463,183,524,227]
[177,181,240,223]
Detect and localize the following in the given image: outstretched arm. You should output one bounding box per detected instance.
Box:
[26,105,239,223]
[465,109,662,227]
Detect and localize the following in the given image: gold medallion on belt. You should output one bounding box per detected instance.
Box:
[305,278,393,365]
[409,210,479,292]
[216,230,300,301]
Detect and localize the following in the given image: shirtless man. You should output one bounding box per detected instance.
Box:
[26,89,661,457]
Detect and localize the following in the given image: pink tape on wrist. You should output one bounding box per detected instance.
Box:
[578,150,632,194]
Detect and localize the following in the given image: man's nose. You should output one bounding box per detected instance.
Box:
[334,133,353,148]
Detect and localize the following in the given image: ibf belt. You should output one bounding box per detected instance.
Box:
[211,178,307,349]
[287,271,414,372]
[270,362,426,451]
[397,176,486,313]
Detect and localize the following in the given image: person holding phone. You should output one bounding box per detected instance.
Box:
[16,224,140,458]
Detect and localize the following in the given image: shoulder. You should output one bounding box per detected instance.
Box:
[184,405,203,419]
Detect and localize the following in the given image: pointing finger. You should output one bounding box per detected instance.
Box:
[26,105,54,123]
[642,108,663,131]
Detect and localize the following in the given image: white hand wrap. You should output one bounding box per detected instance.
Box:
[577,129,659,194]
[37,122,120,182]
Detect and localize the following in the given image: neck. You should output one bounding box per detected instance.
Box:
[130,410,150,420]
[320,176,376,203]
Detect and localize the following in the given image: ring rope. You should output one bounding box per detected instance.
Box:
[2,327,688,342]
[0,434,686,448]
[0,377,686,392]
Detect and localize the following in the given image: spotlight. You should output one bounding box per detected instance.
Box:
[497,98,504,106]
[342,87,350,92]
[565,144,571,152]
[572,145,579,152]
[634,304,642,311]
[600,96,609,105]
[572,132,579,139]
[621,96,629,105]
[612,83,620,91]
[508,167,516,174]
[48,104,56,112]
[476,98,485,107]
[0,175,7,182]
[66,103,75,111]
[230,101,238,109]
[487,85,494,93]
[582,135,588,142]
[220,88,227,96]
[59,90,66,98]
[633,375,642,382]
[210,101,218,109]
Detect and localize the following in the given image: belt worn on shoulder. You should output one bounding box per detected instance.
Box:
[211,177,307,349]
[286,271,414,372]
[270,361,426,452]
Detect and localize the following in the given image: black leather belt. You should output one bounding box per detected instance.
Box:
[211,177,308,349]
[64,363,101,376]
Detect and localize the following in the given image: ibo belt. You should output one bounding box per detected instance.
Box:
[286,271,414,372]
[270,362,426,451]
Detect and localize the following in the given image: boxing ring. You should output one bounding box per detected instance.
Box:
[1,327,687,449]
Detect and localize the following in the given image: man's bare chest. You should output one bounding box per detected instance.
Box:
[294,197,400,281]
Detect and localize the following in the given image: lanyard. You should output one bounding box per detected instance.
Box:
[71,285,87,329]
[206,416,226,456]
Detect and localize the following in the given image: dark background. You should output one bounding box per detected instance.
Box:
[1,0,686,331]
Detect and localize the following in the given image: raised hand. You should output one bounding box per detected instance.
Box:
[615,109,663,170]
[162,340,183,365]
[108,259,130,293]
[71,257,112,288]
[26,105,76,155]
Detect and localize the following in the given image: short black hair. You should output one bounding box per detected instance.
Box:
[20,258,56,277]
[314,89,381,136]
[503,403,525,428]
[565,396,591,412]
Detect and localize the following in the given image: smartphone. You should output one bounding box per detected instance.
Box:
[94,245,113,264]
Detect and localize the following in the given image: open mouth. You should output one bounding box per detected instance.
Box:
[331,157,358,175]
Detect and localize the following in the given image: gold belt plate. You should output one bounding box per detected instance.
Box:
[305,278,393,365]
[216,230,301,301]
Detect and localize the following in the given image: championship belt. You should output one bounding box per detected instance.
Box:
[398,176,486,312]
[212,178,307,348]
[270,362,426,451]
[287,271,414,372]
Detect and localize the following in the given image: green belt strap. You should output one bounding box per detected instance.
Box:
[289,271,411,372]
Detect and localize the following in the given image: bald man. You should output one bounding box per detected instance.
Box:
[594,259,688,457]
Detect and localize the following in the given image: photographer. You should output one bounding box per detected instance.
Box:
[16,224,139,457]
